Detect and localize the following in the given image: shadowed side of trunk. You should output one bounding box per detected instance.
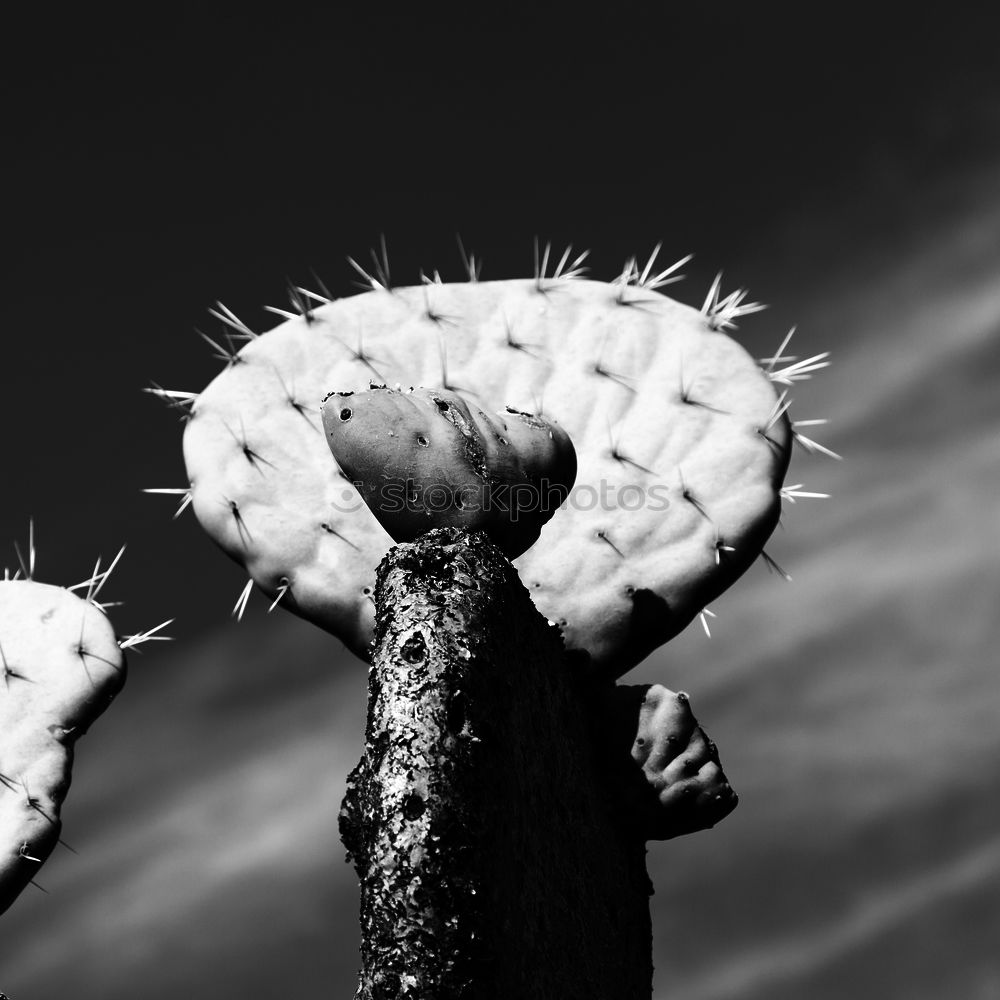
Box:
[340,527,652,999]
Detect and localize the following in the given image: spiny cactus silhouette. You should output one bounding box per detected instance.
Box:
[0,526,171,914]
[322,385,577,558]
[156,239,834,676]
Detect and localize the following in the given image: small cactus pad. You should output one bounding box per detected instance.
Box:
[0,580,124,913]
[631,684,737,839]
[322,385,576,558]
[181,263,795,675]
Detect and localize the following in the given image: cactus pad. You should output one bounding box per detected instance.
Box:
[630,684,738,839]
[322,385,576,558]
[180,254,802,675]
[0,539,169,915]
[0,580,123,912]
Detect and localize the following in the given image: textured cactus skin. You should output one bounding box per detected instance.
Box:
[183,274,791,675]
[321,385,577,558]
[0,580,125,913]
[630,684,737,839]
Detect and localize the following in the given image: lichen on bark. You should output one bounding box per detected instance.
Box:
[340,527,653,999]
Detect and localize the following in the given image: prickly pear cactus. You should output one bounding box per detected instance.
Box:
[322,385,576,558]
[170,243,832,676]
[0,538,169,914]
[630,684,738,839]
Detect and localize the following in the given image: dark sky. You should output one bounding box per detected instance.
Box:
[4,8,998,641]
[3,9,1000,997]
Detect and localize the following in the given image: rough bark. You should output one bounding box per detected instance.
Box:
[340,527,652,1000]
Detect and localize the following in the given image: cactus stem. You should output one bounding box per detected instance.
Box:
[760,550,793,582]
[347,234,392,292]
[456,233,481,282]
[232,578,254,621]
[208,301,258,341]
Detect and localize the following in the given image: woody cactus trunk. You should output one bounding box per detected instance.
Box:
[153,239,835,995]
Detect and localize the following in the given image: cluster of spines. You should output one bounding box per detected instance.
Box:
[2,523,173,663]
[149,238,839,633]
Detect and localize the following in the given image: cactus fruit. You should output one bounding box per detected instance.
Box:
[0,538,170,914]
[321,385,576,558]
[629,684,737,839]
[172,243,831,676]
